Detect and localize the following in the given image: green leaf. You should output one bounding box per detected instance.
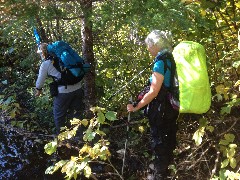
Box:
[84,165,92,178]
[229,144,237,149]
[219,169,227,180]
[192,127,205,146]
[206,125,214,132]
[97,112,105,123]
[199,118,208,127]
[219,139,230,146]
[215,94,223,102]
[45,160,67,174]
[76,160,88,172]
[105,111,117,121]
[45,166,55,174]
[232,61,240,68]
[220,106,231,115]
[95,129,106,136]
[83,129,96,141]
[227,148,236,158]
[44,141,57,155]
[229,158,237,169]
[224,134,235,143]
[221,159,229,168]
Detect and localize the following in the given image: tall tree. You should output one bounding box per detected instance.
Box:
[80,0,96,116]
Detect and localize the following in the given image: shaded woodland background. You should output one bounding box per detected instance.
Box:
[0,0,239,179]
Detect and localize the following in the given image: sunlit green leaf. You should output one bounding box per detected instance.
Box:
[232,61,240,68]
[138,125,145,133]
[229,144,237,149]
[97,112,105,123]
[45,166,55,174]
[83,129,96,141]
[84,165,92,178]
[229,158,237,169]
[96,129,106,136]
[221,159,229,168]
[44,141,57,155]
[227,148,235,158]
[105,111,117,121]
[70,118,81,125]
[224,134,235,143]
[192,127,205,146]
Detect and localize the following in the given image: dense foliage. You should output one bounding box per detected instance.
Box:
[0,0,239,179]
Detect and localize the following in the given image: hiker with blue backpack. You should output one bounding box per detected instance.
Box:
[127,30,179,179]
[35,41,89,135]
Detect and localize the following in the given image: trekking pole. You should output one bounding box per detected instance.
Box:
[121,96,132,176]
[108,63,153,100]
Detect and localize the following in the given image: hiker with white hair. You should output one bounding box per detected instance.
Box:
[127,30,179,179]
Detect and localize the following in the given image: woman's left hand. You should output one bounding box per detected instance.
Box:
[127,104,135,112]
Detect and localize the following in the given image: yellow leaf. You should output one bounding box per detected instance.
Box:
[215,84,229,100]
[80,145,90,154]
[236,2,240,8]
[200,9,206,16]
[216,84,225,94]
[234,80,240,87]
[138,126,145,133]
[81,119,89,127]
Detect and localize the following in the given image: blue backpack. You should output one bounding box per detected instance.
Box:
[47,41,90,85]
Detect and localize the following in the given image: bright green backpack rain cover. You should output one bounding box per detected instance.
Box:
[172,41,211,114]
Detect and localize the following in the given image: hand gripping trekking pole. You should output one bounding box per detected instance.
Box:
[121,96,132,176]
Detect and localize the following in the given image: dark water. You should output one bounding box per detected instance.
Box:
[0,125,144,180]
[0,126,54,180]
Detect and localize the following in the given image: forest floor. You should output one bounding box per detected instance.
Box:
[0,110,239,180]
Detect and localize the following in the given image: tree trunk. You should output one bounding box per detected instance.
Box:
[80,0,96,117]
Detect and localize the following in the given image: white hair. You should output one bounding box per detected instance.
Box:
[145,30,173,51]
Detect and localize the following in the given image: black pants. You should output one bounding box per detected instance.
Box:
[148,98,179,174]
[53,88,84,134]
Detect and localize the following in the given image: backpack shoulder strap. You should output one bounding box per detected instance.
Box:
[154,51,176,92]
[154,51,174,74]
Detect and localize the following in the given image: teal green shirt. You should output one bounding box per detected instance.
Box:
[149,52,172,88]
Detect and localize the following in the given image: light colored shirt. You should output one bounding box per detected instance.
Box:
[36,60,82,93]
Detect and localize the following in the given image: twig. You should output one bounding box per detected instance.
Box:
[187,142,213,170]
[202,146,211,176]
[107,159,124,180]
[210,151,220,179]
[218,118,238,137]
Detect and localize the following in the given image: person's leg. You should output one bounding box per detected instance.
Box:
[67,88,85,139]
[53,92,75,134]
[68,88,84,120]
[150,100,179,178]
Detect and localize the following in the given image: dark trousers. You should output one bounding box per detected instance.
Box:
[149,99,179,174]
[53,88,84,134]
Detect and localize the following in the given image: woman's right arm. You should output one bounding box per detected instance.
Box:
[127,71,164,112]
